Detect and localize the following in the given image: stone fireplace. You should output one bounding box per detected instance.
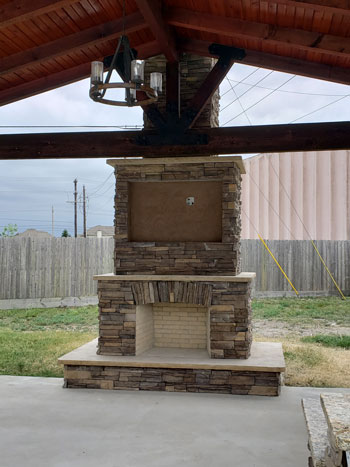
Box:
[96,156,253,360]
[59,55,285,396]
[59,156,285,395]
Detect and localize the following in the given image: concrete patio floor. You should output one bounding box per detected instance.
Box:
[1,376,349,467]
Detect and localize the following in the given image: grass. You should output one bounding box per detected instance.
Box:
[0,299,349,386]
[0,305,98,332]
[0,305,98,377]
[0,330,96,377]
[252,297,350,326]
[301,334,350,349]
[254,336,350,388]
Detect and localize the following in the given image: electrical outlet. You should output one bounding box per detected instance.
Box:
[186,197,195,206]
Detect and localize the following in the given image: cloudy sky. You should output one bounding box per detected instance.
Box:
[0,63,349,237]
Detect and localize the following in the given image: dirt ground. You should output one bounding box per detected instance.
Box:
[253,319,350,338]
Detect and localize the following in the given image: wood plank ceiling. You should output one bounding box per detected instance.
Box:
[0,0,349,107]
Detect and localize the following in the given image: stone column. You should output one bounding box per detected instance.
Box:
[143,53,219,129]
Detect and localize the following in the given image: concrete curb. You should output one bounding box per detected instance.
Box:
[0,296,98,310]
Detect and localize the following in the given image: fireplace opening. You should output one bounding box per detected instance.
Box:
[136,303,210,356]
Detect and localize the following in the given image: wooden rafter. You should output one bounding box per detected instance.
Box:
[0,0,81,29]
[0,63,91,107]
[180,38,350,85]
[0,122,349,159]
[0,12,146,78]
[270,0,350,16]
[166,7,350,59]
[135,0,178,62]
[0,42,161,107]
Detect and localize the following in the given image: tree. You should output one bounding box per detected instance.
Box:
[61,229,71,237]
[0,223,18,237]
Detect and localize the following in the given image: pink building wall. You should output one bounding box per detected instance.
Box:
[241,150,350,240]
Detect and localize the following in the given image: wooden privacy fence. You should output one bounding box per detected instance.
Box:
[0,237,349,300]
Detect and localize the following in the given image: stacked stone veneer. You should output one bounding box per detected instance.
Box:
[143,54,219,129]
[98,279,252,359]
[113,160,242,275]
[63,365,280,396]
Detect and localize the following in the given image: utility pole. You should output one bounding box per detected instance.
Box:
[51,206,54,237]
[74,178,78,238]
[83,185,87,238]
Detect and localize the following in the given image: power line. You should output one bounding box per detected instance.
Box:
[88,173,114,197]
[226,78,349,97]
[221,68,261,98]
[289,95,349,123]
[220,70,274,113]
[222,75,296,126]
[225,78,252,125]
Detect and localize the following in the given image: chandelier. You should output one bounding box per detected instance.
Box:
[89,34,162,107]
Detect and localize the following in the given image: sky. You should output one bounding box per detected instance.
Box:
[0,63,349,237]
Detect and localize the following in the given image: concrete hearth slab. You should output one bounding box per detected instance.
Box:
[1,376,350,467]
[59,339,285,372]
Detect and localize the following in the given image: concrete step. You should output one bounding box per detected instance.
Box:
[302,398,329,467]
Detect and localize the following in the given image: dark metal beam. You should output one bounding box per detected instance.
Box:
[166,61,180,123]
[0,122,349,159]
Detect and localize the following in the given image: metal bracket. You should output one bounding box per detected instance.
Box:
[208,44,246,61]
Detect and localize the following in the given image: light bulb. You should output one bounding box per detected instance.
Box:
[150,72,162,94]
[91,61,104,85]
[131,60,145,84]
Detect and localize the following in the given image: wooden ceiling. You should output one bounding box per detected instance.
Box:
[0,0,349,107]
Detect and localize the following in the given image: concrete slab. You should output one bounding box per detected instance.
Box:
[58,339,286,372]
[1,376,350,467]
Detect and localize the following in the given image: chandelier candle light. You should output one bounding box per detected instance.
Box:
[89,40,162,107]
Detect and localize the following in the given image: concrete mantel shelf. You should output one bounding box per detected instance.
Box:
[93,272,256,282]
[106,156,246,174]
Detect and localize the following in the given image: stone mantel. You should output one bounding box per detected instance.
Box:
[93,272,256,282]
[106,156,246,174]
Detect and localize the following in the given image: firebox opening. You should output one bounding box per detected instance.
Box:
[136,303,210,356]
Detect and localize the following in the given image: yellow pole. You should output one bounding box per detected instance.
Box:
[310,240,346,300]
[258,233,299,296]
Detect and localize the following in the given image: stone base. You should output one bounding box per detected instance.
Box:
[59,340,285,397]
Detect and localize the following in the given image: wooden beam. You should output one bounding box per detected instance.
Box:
[0,41,161,107]
[270,0,350,16]
[0,0,81,29]
[166,7,350,59]
[179,38,350,85]
[0,13,146,77]
[135,0,178,62]
[0,63,91,107]
[0,122,349,159]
